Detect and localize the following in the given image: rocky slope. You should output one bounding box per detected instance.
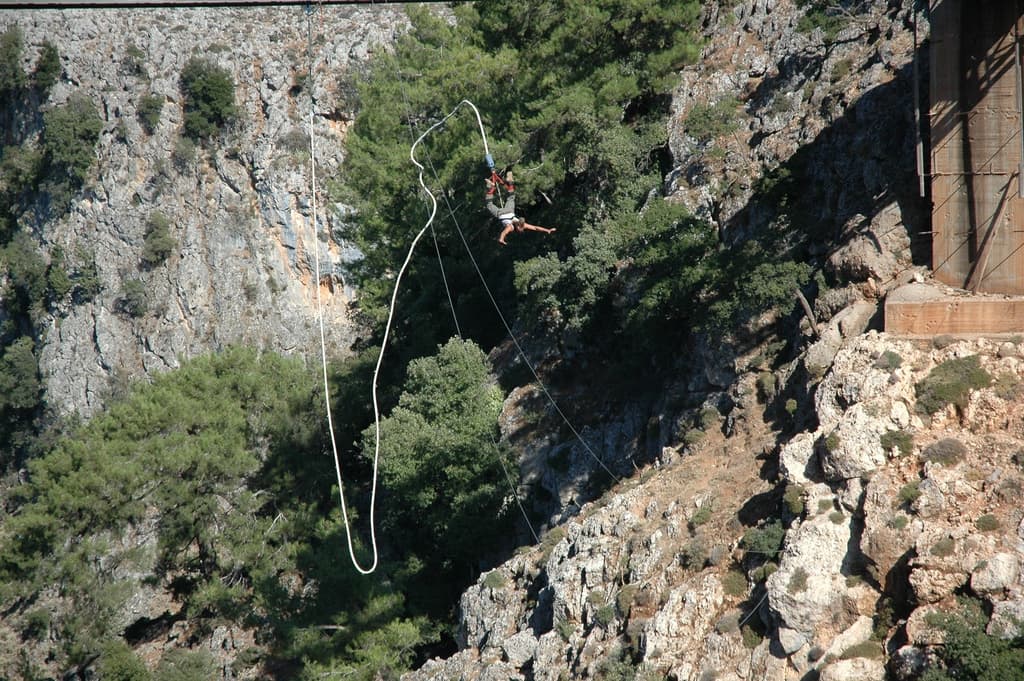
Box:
[7,5,410,416]
[404,1,1023,680]
[7,1,1021,680]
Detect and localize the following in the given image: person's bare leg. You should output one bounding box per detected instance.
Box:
[498,223,515,244]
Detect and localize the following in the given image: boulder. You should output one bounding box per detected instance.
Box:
[819,404,889,480]
[970,553,1020,595]
[818,656,887,681]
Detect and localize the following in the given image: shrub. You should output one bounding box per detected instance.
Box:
[21,608,50,640]
[796,0,848,41]
[881,429,914,457]
[741,624,764,649]
[829,510,845,524]
[690,503,713,528]
[785,398,798,415]
[975,514,1000,532]
[751,561,778,581]
[926,600,1024,679]
[555,617,574,642]
[680,537,709,570]
[47,259,72,302]
[783,483,805,515]
[0,25,25,94]
[141,211,176,266]
[839,641,883,660]
[722,569,748,597]
[594,604,616,628]
[922,438,967,466]
[122,42,148,78]
[41,93,103,186]
[741,521,785,559]
[180,56,238,140]
[154,649,215,681]
[72,247,101,302]
[172,136,197,168]
[98,640,149,681]
[137,93,164,134]
[119,278,148,317]
[756,371,776,400]
[824,432,841,453]
[32,41,60,92]
[616,584,638,615]
[889,514,909,530]
[993,372,1023,400]
[482,570,507,590]
[898,480,922,505]
[931,537,955,558]
[594,648,639,681]
[699,407,720,429]
[278,127,310,156]
[684,428,705,446]
[874,350,903,370]
[787,567,808,593]
[540,524,565,561]
[915,355,991,415]
[685,96,741,143]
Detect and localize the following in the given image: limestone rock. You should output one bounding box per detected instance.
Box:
[501,631,538,669]
[641,575,724,670]
[889,645,930,680]
[970,552,1020,595]
[860,470,918,588]
[9,6,418,416]
[989,599,1024,638]
[779,432,821,486]
[819,403,889,480]
[818,656,887,681]
[766,512,852,637]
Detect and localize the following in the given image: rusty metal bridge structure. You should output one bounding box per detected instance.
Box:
[888,0,1024,334]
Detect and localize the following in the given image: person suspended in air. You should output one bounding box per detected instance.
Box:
[485,170,556,245]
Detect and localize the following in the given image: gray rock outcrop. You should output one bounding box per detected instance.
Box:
[8,6,412,416]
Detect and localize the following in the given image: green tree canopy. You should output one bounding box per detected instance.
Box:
[0,25,25,94]
[42,94,102,185]
[339,0,705,356]
[369,337,512,579]
[340,0,808,371]
[33,41,60,92]
[180,57,238,141]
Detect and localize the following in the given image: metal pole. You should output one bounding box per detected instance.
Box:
[914,0,926,198]
[1016,2,1024,197]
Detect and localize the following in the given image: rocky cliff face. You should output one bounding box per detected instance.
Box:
[7,5,409,416]
[404,2,1023,680]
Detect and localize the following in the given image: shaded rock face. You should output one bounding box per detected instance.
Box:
[7,6,410,416]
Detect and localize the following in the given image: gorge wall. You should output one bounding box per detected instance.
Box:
[5,5,409,417]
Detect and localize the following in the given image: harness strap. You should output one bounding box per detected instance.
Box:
[490,169,514,192]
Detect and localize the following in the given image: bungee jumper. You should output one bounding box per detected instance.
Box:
[485,169,556,246]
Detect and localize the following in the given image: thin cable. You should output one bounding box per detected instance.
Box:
[409,105,622,485]
[307,5,378,574]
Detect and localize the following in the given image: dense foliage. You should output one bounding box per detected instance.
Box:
[0,339,510,678]
[923,600,1024,681]
[179,57,238,141]
[373,338,512,579]
[339,0,808,371]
